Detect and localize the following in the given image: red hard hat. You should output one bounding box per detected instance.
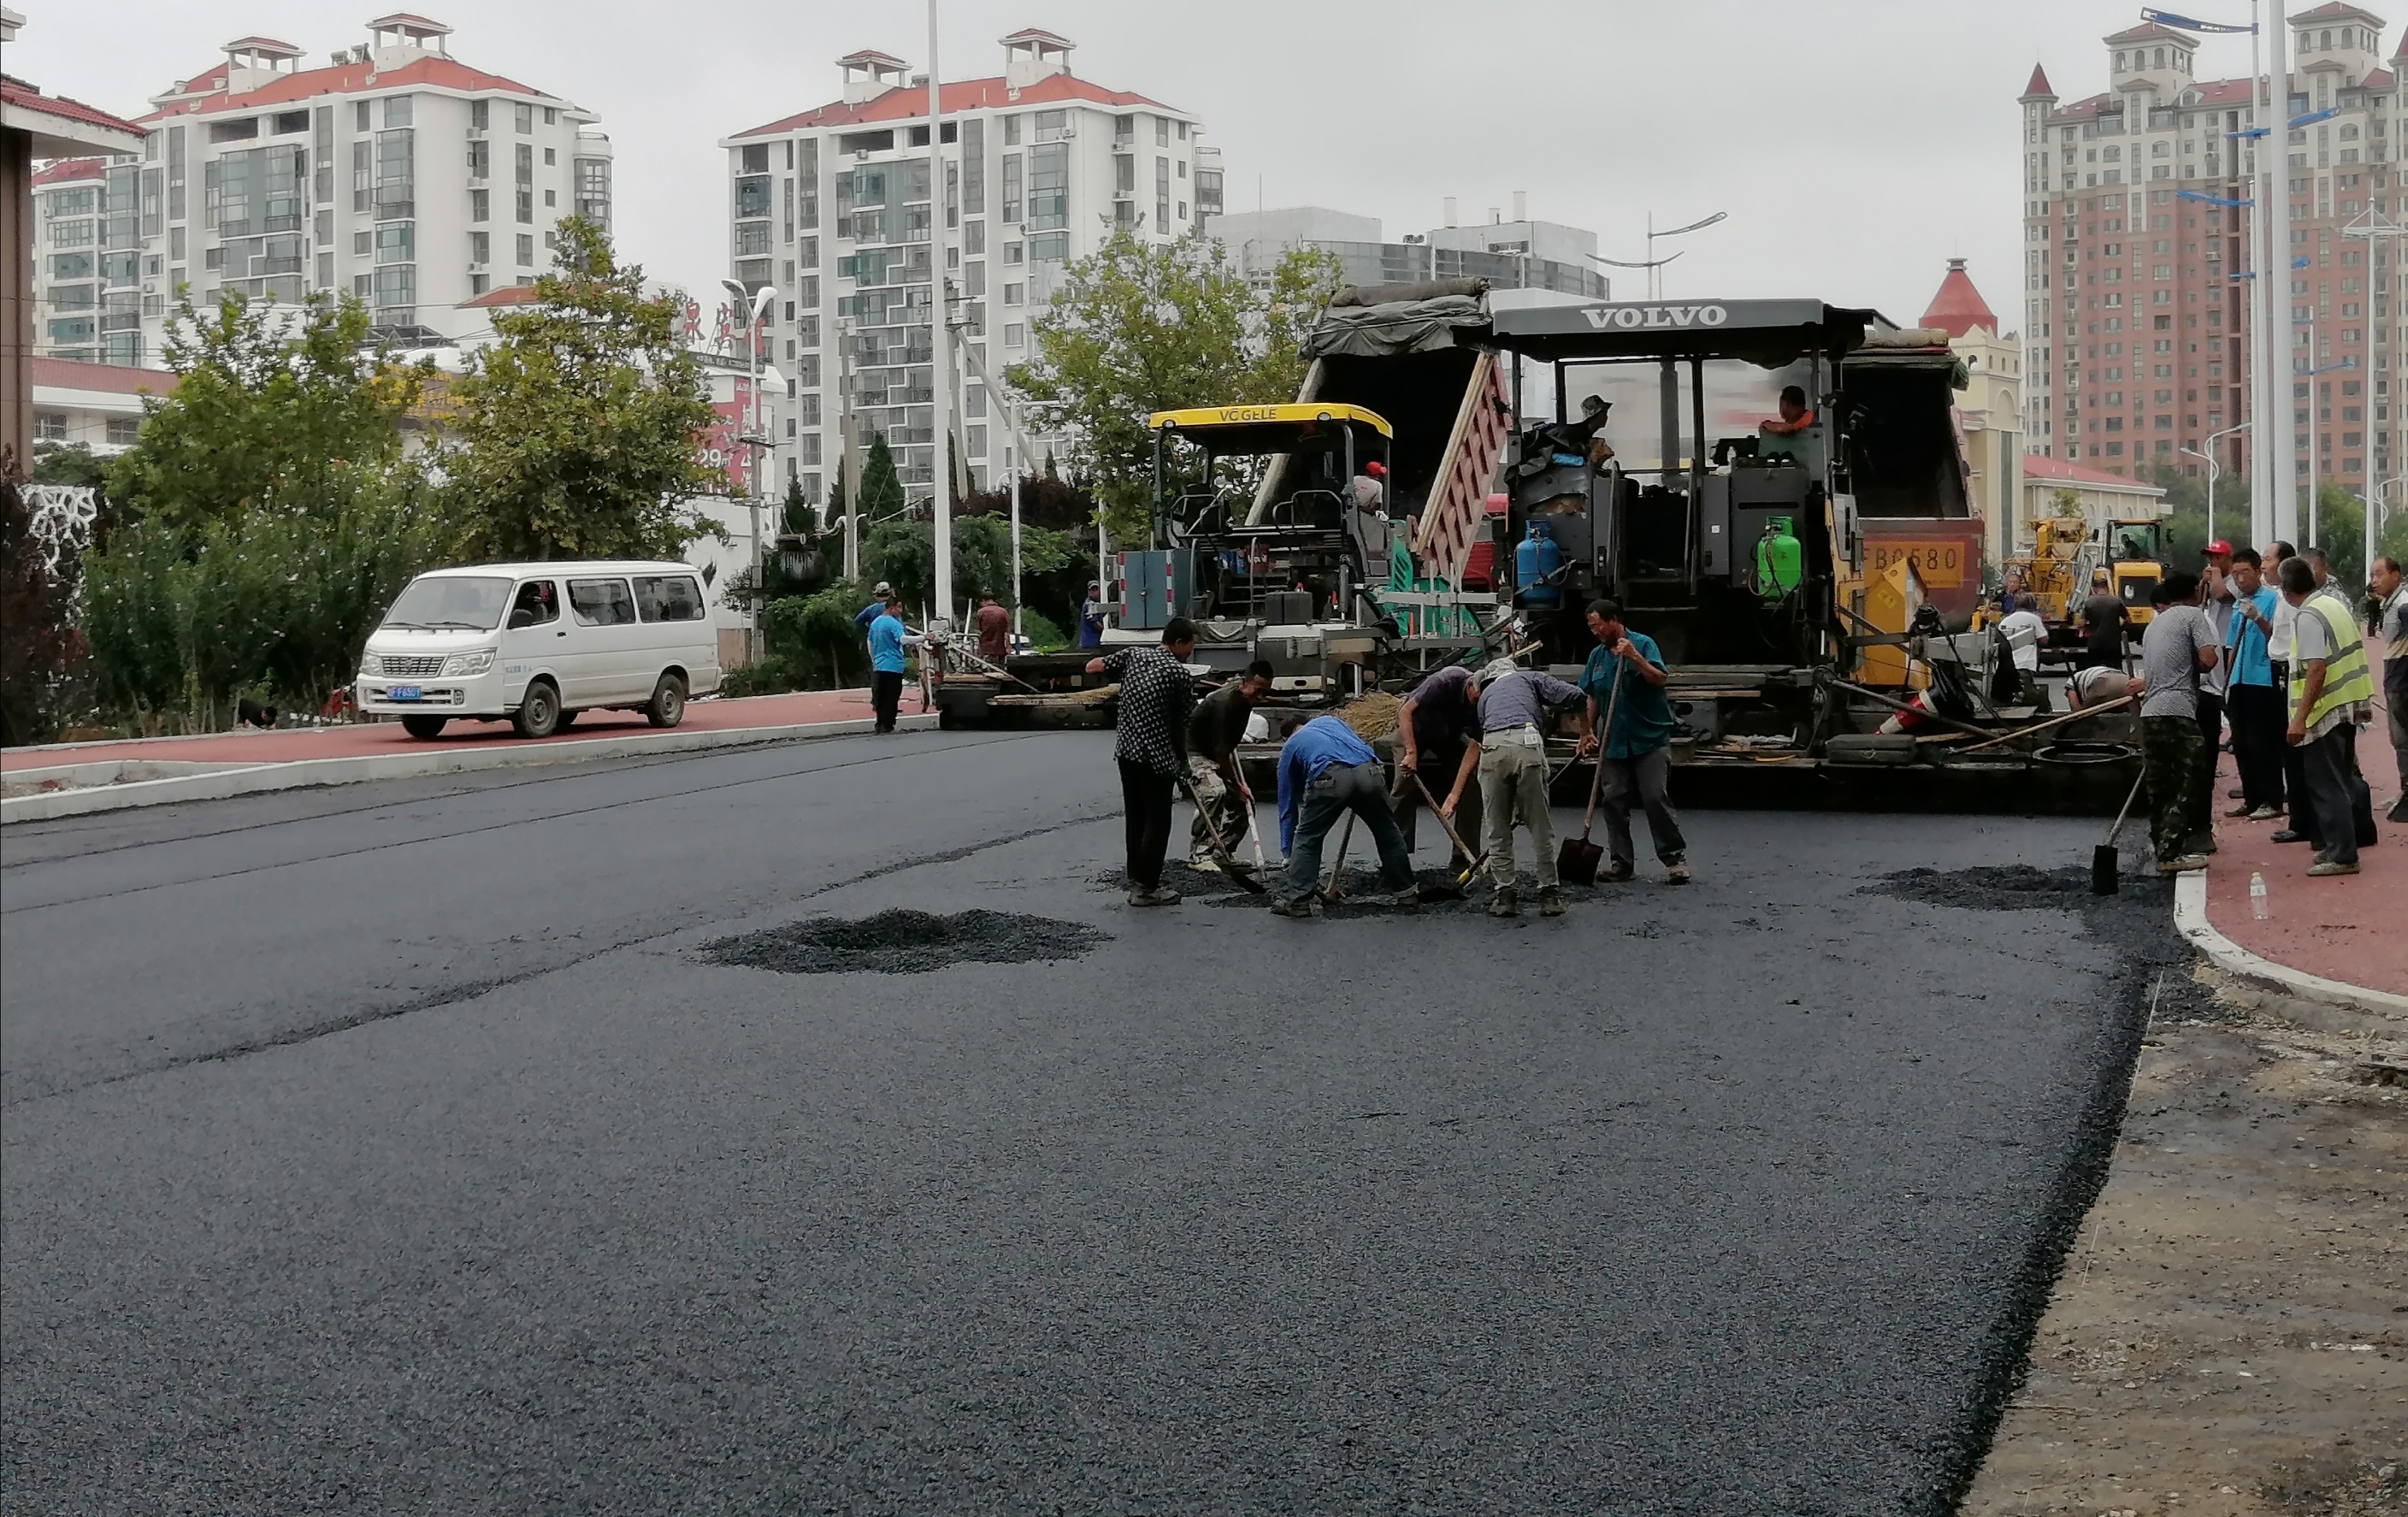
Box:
[1366,461,1387,477]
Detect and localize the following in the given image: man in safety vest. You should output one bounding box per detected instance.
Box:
[2279,556,2377,877]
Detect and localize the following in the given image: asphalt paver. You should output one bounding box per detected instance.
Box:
[3,729,2168,1514]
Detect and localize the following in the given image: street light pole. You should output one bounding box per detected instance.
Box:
[2268,5,2297,545]
[721,276,778,665]
[927,0,954,627]
[2188,420,2252,546]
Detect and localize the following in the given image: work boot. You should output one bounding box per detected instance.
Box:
[1601,861,1635,883]
[1268,896,1315,918]
[1127,885,1182,907]
[1390,885,1422,908]
[1486,887,1520,918]
[2248,806,2282,821]
[2305,859,2361,877]
[1537,887,1566,917]
[1665,856,1692,884]
[2224,801,2256,818]
[2154,853,2210,876]
[2390,797,2408,823]
[2269,829,2309,844]
[1186,853,1219,872]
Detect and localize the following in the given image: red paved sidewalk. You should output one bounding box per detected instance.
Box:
[2202,667,2406,998]
[0,688,886,774]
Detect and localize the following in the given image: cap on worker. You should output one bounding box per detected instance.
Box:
[1364,460,1386,478]
[2202,539,2234,558]
[873,580,892,594]
[2092,569,2110,583]
[1479,658,1520,686]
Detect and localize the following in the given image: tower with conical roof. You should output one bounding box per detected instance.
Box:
[1922,257,1999,339]
[1921,260,2023,572]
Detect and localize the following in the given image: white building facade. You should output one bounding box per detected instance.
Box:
[719,29,1223,505]
[1210,201,1611,298]
[29,156,145,363]
[119,15,611,357]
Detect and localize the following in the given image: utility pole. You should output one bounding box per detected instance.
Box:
[838,318,860,579]
[927,0,953,623]
[957,334,1038,640]
[2267,6,2298,546]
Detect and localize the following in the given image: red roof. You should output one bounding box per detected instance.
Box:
[1,76,147,138]
[2292,2,2385,22]
[2023,454,2166,492]
[1921,259,1998,339]
[2397,22,2408,56]
[31,357,179,396]
[2021,63,2055,99]
[2103,21,2193,44]
[141,52,551,121]
[731,68,1178,140]
[32,156,109,186]
[2364,67,2397,88]
[459,284,544,309]
[2190,77,2256,106]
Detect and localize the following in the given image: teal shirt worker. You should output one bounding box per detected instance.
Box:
[869,612,911,674]
[1579,629,1676,758]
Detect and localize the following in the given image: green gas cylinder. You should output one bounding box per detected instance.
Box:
[1754,516,1803,602]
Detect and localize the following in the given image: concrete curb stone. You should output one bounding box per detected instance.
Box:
[0,713,941,824]
[2172,870,2408,1016]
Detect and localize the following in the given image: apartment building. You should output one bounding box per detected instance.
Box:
[28,156,133,362]
[720,29,1224,505]
[2020,7,2408,493]
[1211,199,1613,298]
[97,15,613,363]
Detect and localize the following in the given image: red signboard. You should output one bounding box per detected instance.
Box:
[694,375,753,493]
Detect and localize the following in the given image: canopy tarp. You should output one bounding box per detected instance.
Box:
[1302,294,1490,360]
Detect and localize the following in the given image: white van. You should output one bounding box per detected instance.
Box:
[357,561,723,739]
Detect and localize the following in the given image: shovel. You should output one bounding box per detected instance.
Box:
[1556,662,1624,887]
[1177,772,1267,894]
[1319,810,1356,902]
[1408,772,1486,900]
[2092,766,2147,895]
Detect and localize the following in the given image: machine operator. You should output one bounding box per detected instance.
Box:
[1756,385,1815,460]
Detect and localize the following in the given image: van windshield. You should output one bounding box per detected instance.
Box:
[381,576,512,630]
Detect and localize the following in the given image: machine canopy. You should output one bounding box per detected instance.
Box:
[1484,298,1892,365]
[1147,403,1394,456]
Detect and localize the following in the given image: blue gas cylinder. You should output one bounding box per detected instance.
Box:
[1514,520,1561,605]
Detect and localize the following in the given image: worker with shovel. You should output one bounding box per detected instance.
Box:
[1473,658,1591,918]
[1185,661,1273,871]
[1575,600,1689,884]
[1269,715,1418,919]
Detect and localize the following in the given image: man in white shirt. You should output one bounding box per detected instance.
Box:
[2198,540,2236,758]
[2261,540,2311,841]
[1998,603,2051,710]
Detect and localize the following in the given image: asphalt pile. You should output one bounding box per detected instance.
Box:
[703,909,1107,976]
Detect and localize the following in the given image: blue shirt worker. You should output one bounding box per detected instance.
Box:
[1473,658,1592,918]
[865,595,919,735]
[1576,599,1689,883]
[1270,715,1418,918]
[853,581,895,631]
[2220,549,2286,819]
[1079,582,1107,648]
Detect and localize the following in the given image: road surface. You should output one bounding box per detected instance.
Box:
[2,729,2170,1514]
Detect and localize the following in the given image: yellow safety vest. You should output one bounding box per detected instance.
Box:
[2288,593,2375,729]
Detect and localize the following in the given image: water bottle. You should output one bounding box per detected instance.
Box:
[2249,871,2271,920]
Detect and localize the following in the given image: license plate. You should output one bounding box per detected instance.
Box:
[389,686,422,701]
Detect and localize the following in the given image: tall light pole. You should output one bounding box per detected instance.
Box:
[927,0,954,625]
[1587,210,1727,301]
[2266,3,2297,546]
[2184,420,2250,546]
[2337,202,2402,575]
[721,275,777,664]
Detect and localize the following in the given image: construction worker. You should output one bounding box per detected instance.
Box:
[1391,661,1484,875]
[1473,658,1591,918]
[1086,618,1200,906]
[2222,549,2287,821]
[853,581,895,631]
[974,593,1011,664]
[1756,385,1815,460]
[2135,571,2221,875]
[1079,582,1108,648]
[2075,570,2127,672]
[2376,553,2408,823]
[1575,600,1689,883]
[1269,714,1418,919]
[1185,661,1272,870]
[865,593,920,735]
[2281,556,2376,876]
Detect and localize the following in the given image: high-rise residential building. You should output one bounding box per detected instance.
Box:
[720,29,1220,505]
[1210,201,1613,298]
[2020,8,2408,494]
[105,15,612,364]
[29,156,131,362]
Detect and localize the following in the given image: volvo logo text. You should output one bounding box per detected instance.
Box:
[1583,304,1729,330]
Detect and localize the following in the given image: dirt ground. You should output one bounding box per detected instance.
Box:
[1961,967,2407,1517]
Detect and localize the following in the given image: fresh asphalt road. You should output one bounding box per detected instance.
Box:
[1,729,2154,1514]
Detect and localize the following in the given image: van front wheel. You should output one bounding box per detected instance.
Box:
[646,672,688,729]
[400,715,448,740]
[513,681,562,739]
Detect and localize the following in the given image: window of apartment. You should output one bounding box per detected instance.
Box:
[1001,153,1023,223]
[545,189,556,207]
[354,229,371,255]
[466,138,490,181]
[962,118,985,215]
[1155,117,1169,147]
[471,188,490,223]
[1156,158,1170,229]
[736,221,770,256]
[800,234,818,269]
[1027,144,1067,229]
[471,99,489,131]
[735,174,771,217]
[516,189,534,224]
[515,103,534,133]
[375,222,414,263]
[1005,322,1025,347]
[544,146,556,166]
[1004,241,1023,265]
[515,141,534,187]
[375,129,414,218]
[351,139,370,211]
[168,124,186,221]
[516,233,534,265]
[384,96,412,129]
[33,413,68,442]
[370,263,413,310]
[1030,232,1066,262]
[209,117,259,144]
[740,141,769,174]
[469,230,490,263]
[1034,109,1067,142]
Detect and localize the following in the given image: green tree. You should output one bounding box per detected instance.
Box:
[859,513,1074,620]
[1250,245,1348,404]
[779,472,816,535]
[442,217,722,560]
[106,290,416,528]
[856,433,906,524]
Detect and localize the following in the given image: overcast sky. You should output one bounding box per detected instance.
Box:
[13,0,2316,329]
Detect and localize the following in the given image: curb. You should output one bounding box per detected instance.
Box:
[1,713,940,824]
[2172,871,2408,1015]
